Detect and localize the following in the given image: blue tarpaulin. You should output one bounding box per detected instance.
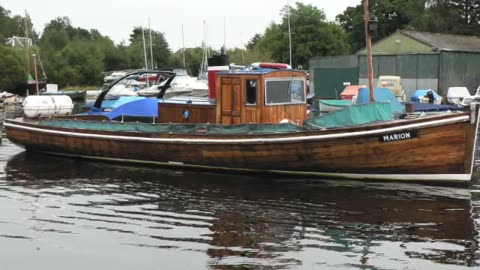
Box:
[79,98,158,119]
[410,89,442,102]
[356,87,405,116]
[82,96,147,111]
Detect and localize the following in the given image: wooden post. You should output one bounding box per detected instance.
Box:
[364,0,374,102]
[32,53,39,95]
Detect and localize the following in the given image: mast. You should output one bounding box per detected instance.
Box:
[223,17,226,50]
[149,18,154,70]
[199,21,208,80]
[142,27,149,86]
[24,10,31,80]
[32,53,39,95]
[25,10,47,82]
[182,24,186,69]
[287,0,292,67]
[364,0,375,102]
[241,32,245,65]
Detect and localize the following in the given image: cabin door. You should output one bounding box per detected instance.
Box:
[220,78,242,124]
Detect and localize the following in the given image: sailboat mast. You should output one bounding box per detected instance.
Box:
[199,21,208,80]
[364,0,375,102]
[29,17,47,81]
[149,18,154,70]
[32,54,39,95]
[142,27,149,86]
[182,24,186,69]
[24,10,31,78]
[223,17,226,50]
[287,0,292,67]
[241,32,244,65]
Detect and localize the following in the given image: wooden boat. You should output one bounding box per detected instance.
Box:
[5,4,479,184]
[4,67,480,184]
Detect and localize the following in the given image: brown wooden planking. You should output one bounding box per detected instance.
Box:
[216,71,308,124]
[158,103,216,123]
[5,115,473,175]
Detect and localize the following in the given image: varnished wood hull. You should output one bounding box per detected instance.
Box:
[4,110,479,183]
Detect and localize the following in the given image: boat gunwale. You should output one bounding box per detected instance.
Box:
[4,113,471,144]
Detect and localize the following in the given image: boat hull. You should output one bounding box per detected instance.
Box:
[4,111,479,183]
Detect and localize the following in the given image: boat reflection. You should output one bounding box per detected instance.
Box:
[3,152,479,268]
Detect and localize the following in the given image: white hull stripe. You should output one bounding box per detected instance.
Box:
[4,115,469,144]
[35,151,472,182]
[469,107,480,175]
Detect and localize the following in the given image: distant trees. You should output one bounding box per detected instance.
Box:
[337,0,480,52]
[0,7,35,90]
[337,0,417,52]
[0,44,24,90]
[126,27,171,70]
[257,3,350,69]
[36,20,173,87]
[415,0,480,34]
[170,47,204,76]
[1,1,480,90]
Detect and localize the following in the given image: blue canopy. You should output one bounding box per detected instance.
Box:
[411,89,441,102]
[79,98,158,120]
[82,96,147,111]
[356,87,405,116]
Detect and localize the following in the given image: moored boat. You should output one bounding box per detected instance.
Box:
[4,67,480,184]
[5,3,479,185]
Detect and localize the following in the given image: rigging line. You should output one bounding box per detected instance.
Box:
[26,11,47,79]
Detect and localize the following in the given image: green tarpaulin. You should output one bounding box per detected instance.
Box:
[305,102,393,129]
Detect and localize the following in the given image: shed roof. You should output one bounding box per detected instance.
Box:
[400,30,480,52]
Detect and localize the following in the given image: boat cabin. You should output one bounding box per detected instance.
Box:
[158,69,308,124]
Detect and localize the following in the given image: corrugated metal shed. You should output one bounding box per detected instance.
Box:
[312,30,480,98]
[401,30,480,52]
[309,55,358,100]
[357,31,435,54]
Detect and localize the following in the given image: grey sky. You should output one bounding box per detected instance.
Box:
[2,0,360,51]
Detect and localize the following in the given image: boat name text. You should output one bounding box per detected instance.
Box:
[380,131,417,142]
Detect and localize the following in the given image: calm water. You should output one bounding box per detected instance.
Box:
[1,105,480,269]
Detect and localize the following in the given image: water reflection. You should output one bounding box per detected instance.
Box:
[1,150,478,269]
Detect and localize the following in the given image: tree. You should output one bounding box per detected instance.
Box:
[170,47,202,76]
[246,34,263,50]
[0,44,25,90]
[127,27,172,70]
[0,7,27,40]
[428,0,480,34]
[227,46,274,66]
[337,0,416,52]
[40,27,69,51]
[337,0,480,52]
[259,3,350,69]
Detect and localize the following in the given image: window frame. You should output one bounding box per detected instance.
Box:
[264,77,306,106]
[245,79,258,106]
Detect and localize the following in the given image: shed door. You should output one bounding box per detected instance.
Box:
[314,68,358,99]
[220,78,242,124]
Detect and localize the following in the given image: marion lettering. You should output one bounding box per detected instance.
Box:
[381,131,416,142]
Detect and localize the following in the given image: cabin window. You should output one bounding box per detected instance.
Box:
[265,78,306,105]
[246,79,257,105]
